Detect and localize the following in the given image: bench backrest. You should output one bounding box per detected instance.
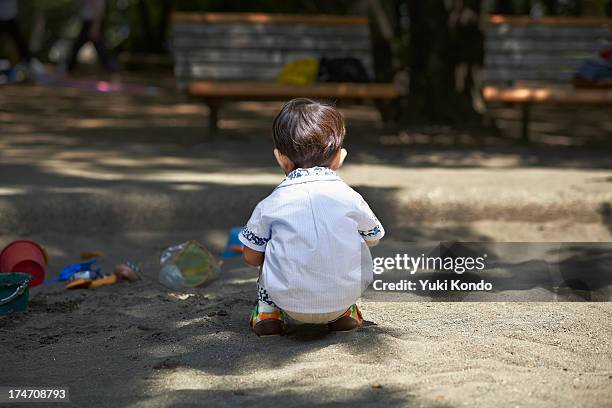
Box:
[484,16,612,86]
[171,12,374,89]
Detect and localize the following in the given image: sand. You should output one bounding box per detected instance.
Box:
[1,231,611,408]
[1,83,611,407]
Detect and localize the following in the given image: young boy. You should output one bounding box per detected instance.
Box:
[238,98,385,336]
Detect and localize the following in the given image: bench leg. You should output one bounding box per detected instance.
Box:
[374,98,397,124]
[206,100,220,137]
[374,99,386,122]
[520,103,530,143]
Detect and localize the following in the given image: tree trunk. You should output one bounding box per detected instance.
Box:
[404,0,484,124]
[405,1,452,122]
[138,0,154,52]
[156,0,172,52]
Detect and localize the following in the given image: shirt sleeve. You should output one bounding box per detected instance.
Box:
[238,202,271,252]
[354,194,385,242]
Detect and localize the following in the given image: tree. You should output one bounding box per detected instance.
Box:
[402,0,484,125]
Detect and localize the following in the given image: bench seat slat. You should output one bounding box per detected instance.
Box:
[187,81,399,100]
[485,54,598,66]
[173,23,370,37]
[488,15,612,27]
[175,60,375,82]
[485,70,577,83]
[173,38,371,52]
[172,12,369,26]
[483,86,612,104]
[176,67,280,81]
[174,50,374,64]
[485,39,611,53]
[486,26,612,39]
[175,63,375,77]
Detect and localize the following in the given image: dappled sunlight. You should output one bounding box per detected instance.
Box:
[170,183,207,192]
[220,118,275,130]
[235,101,282,113]
[3,82,610,149]
[1,82,611,242]
[76,155,226,169]
[141,104,207,115]
[222,277,259,286]
[0,187,27,196]
[74,118,145,129]
[40,160,126,181]
[0,84,212,139]
[138,171,280,185]
[143,343,194,359]
[175,316,209,329]
[4,144,282,187]
[45,186,115,194]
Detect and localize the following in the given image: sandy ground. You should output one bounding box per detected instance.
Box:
[1,82,611,407]
[1,231,611,408]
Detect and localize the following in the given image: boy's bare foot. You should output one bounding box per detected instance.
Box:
[328,304,363,332]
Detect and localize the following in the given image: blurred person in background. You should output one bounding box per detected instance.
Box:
[0,0,32,65]
[67,0,118,74]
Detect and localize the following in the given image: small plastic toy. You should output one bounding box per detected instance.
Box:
[159,241,220,289]
[65,260,141,290]
[67,274,116,290]
[46,259,101,284]
[222,227,245,258]
[113,261,141,282]
[0,240,48,287]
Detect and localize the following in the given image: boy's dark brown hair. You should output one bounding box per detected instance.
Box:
[272,98,345,168]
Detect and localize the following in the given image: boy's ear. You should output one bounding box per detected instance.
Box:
[273,148,294,174]
[330,148,347,170]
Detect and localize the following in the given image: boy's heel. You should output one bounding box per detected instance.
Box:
[249,302,285,336]
[252,318,285,336]
[328,304,363,332]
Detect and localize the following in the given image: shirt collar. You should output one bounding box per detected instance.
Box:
[276,166,341,189]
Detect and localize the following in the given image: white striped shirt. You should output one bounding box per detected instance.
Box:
[239,166,384,313]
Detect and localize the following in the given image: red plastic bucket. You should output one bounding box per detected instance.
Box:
[0,240,47,287]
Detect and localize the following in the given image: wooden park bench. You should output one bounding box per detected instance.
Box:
[171,12,400,133]
[483,15,612,141]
